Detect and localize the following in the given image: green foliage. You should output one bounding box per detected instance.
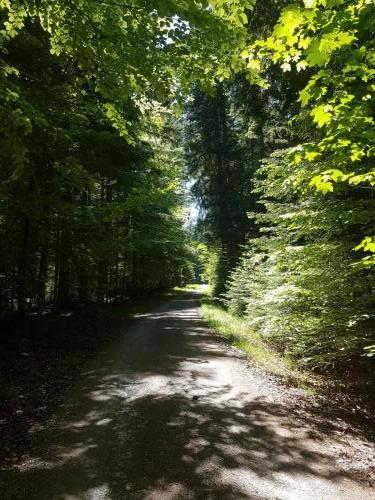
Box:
[0,0,260,311]
[242,0,375,261]
[225,149,375,372]
[0,21,195,311]
[184,49,304,294]
[214,0,375,377]
[0,0,252,122]
[1,0,374,382]
[184,83,257,294]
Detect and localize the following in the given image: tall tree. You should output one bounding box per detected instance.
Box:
[184,83,257,294]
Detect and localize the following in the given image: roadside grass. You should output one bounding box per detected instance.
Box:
[201,298,311,391]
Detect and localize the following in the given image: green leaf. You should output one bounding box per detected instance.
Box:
[310,104,332,127]
[298,87,311,106]
[306,39,329,67]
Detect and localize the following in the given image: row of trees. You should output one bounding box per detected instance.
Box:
[225,149,375,372]
[0,0,263,314]
[0,10,202,312]
[1,0,374,373]
[186,0,374,372]
[184,73,305,293]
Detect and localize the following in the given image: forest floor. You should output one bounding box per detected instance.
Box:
[0,287,374,499]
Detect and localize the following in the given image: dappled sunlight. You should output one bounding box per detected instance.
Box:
[1,0,373,495]
[2,292,372,499]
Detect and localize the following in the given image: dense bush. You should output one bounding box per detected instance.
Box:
[225,150,375,371]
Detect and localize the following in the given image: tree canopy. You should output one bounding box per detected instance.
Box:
[0,0,374,370]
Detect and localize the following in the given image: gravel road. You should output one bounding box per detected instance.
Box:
[1,289,374,499]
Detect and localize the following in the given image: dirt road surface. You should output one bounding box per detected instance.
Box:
[1,289,374,499]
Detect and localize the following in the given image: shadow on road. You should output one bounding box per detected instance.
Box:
[1,294,371,499]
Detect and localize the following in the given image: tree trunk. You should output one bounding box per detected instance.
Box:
[17,216,32,313]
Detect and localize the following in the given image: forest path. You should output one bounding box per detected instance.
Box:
[2,288,373,499]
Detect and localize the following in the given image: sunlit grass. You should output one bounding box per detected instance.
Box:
[201,300,311,391]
